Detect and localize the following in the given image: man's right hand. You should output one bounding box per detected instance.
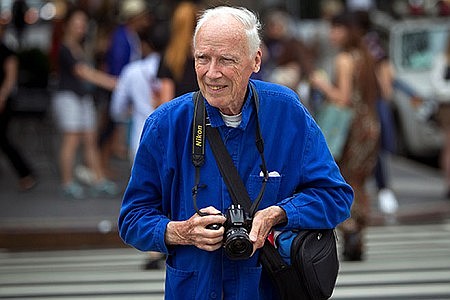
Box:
[164,206,226,251]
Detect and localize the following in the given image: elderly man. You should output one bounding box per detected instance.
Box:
[119,6,353,299]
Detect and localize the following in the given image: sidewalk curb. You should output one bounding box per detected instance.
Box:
[2,204,449,251]
[0,227,125,251]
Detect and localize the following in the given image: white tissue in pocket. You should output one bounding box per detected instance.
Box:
[260,171,281,177]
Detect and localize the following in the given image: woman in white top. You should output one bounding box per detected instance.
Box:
[111,30,165,161]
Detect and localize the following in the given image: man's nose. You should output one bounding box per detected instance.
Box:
[206,60,222,79]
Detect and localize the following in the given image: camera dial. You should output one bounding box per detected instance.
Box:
[206,223,222,230]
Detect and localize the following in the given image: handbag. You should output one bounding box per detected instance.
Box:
[191,86,339,299]
[315,103,354,160]
[260,230,339,300]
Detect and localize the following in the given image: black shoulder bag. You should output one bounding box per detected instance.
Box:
[191,85,339,300]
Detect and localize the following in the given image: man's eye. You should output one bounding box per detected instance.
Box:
[196,55,208,63]
[222,58,235,64]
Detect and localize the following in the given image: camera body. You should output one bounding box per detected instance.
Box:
[208,204,253,260]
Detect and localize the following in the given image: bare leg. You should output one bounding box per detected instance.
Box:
[60,132,81,185]
[83,129,118,196]
[82,130,104,183]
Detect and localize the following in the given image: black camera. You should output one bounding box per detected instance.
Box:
[207,204,253,260]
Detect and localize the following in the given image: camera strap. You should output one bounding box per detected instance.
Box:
[191,83,269,218]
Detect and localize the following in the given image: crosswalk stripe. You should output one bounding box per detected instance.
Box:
[1,220,449,299]
[334,283,450,299]
[332,220,450,299]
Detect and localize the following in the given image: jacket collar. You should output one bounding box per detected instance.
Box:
[204,81,255,130]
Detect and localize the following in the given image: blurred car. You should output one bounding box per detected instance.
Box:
[371,11,450,158]
[372,12,450,157]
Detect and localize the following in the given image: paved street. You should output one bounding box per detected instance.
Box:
[1,220,449,299]
[333,221,450,299]
[1,112,450,299]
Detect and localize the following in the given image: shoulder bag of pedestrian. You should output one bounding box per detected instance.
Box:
[191,84,339,300]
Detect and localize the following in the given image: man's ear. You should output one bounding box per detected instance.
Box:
[253,49,262,73]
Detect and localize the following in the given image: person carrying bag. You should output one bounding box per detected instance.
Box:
[118,7,352,299]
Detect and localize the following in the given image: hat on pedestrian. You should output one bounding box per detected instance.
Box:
[119,0,149,23]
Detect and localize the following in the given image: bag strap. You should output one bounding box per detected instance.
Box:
[206,125,253,212]
[191,83,269,218]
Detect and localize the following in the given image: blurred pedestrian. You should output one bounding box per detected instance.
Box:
[157,1,199,102]
[354,10,399,218]
[52,7,118,199]
[261,10,292,82]
[0,22,36,191]
[99,0,152,177]
[310,11,380,261]
[261,10,316,96]
[314,0,344,76]
[110,28,166,162]
[299,0,344,114]
[106,0,151,77]
[431,36,450,199]
[11,0,28,49]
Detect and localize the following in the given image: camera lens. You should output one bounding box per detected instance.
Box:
[224,228,253,260]
[233,240,246,251]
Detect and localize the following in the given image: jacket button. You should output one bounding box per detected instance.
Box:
[210,292,217,299]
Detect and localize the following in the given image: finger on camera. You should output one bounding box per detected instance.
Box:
[206,234,224,245]
[204,223,225,233]
[249,225,266,242]
[196,236,223,250]
[202,214,226,228]
[201,242,223,252]
[199,206,222,215]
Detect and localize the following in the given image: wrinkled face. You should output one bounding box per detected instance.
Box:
[194,15,261,115]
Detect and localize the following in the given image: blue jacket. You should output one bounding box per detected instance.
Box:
[119,80,353,300]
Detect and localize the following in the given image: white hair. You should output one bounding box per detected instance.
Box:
[193,6,262,57]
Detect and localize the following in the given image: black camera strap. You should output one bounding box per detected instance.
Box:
[191,83,269,218]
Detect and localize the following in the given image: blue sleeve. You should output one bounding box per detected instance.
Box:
[278,114,353,230]
[118,117,171,253]
[107,30,131,76]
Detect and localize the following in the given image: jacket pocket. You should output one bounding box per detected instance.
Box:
[165,262,199,300]
[240,265,262,300]
[247,174,282,209]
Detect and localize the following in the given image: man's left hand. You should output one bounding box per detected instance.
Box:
[249,206,286,255]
